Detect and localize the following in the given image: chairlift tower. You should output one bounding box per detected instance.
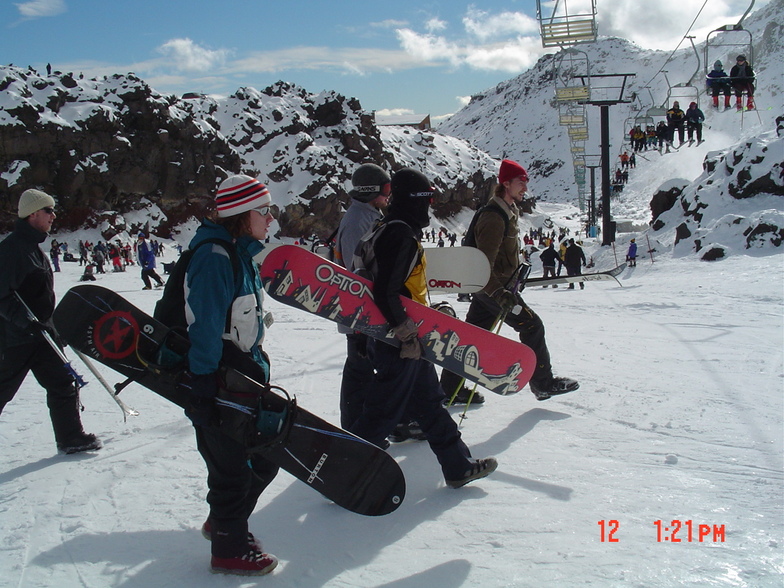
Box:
[585,154,602,237]
[554,48,592,212]
[576,73,636,245]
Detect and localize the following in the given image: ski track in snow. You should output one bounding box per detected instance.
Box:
[0,241,781,587]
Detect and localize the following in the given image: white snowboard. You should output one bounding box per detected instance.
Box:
[423,246,491,293]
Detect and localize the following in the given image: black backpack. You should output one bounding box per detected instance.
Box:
[153,238,240,332]
[462,202,510,248]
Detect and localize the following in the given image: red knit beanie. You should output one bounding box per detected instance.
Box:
[498,159,529,184]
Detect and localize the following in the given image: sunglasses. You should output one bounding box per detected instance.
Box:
[42,207,55,215]
[253,206,272,217]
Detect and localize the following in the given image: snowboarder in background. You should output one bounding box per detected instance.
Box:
[563,239,587,290]
[626,239,638,267]
[334,163,393,430]
[0,189,101,454]
[539,242,560,288]
[439,159,579,403]
[180,175,279,575]
[729,54,755,110]
[137,232,164,289]
[49,240,60,272]
[348,167,498,489]
[685,102,705,144]
[706,60,732,110]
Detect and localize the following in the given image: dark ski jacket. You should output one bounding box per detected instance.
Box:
[539,245,561,267]
[685,106,705,125]
[563,243,586,269]
[0,219,56,347]
[666,107,686,125]
[730,63,755,81]
[369,217,424,328]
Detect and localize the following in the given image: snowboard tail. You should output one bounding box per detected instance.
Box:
[53,285,405,516]
[260,245,537,396]
[526,264,626,288]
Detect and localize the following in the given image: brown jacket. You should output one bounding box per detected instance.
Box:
[474,195,520,296]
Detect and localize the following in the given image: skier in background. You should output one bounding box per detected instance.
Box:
[626,239,638,267]
[563,239,587,290]
[685,102,705,145]
[137,232,164,289]
[730,54,755,110]
[706,60,732,110]
[539,242,560,288]
[666,101,686,148]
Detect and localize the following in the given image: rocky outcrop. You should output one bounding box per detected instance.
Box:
[0,69,241,232]
[650,130,784,257]
[1,67,498,239]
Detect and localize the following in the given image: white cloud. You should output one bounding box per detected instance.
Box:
[156,38,231,72]
[395,7,545,74]
[231,46,429,75]
[15,0,66,18]
[597,0,768,51]
[463,7,539,40]
[371,19,408,29]
[375,108,415,117]
[425,18,447,33]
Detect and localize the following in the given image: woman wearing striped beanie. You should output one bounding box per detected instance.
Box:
[180,173,279,576]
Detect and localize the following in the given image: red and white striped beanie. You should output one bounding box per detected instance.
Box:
[215,175,271,218]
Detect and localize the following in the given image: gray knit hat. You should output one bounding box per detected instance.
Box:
[349,163,391,203]
[18,189,55,218]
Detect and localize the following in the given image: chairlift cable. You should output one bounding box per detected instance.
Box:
[639,0,710,91]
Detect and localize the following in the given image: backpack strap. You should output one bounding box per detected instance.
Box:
[463,202,510,246]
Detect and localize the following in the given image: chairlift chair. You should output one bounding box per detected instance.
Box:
[536,0,598,48]
[553,48,591,104]
[704,0,755,75]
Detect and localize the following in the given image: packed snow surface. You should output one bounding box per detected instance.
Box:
[1,226,781,587]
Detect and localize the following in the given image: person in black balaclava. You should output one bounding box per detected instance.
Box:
[348,168,498,489]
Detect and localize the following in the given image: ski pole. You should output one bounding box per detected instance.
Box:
[73,349,139,420]
[15,292,137,419]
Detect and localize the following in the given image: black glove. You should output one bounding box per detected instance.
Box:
[392,318,423,360]
[182,372,219,427]
[493,290,521,314]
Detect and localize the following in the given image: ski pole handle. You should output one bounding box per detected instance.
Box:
[14,292,85,379]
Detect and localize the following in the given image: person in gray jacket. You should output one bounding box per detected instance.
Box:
[334,163,390,430]
[0,189,101,454]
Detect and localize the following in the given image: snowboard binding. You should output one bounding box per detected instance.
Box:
[219,368,297,450]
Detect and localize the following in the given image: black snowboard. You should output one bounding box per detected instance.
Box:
[53,285,405,516]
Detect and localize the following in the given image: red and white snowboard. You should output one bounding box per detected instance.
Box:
[259,245,536,396]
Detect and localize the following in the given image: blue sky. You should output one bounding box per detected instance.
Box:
[3,0,770,121]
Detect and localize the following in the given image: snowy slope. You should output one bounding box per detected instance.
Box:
[0,232,781,588]
[438,0,783,206]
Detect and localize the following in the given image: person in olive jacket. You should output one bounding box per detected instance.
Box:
[440,160,579,402]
